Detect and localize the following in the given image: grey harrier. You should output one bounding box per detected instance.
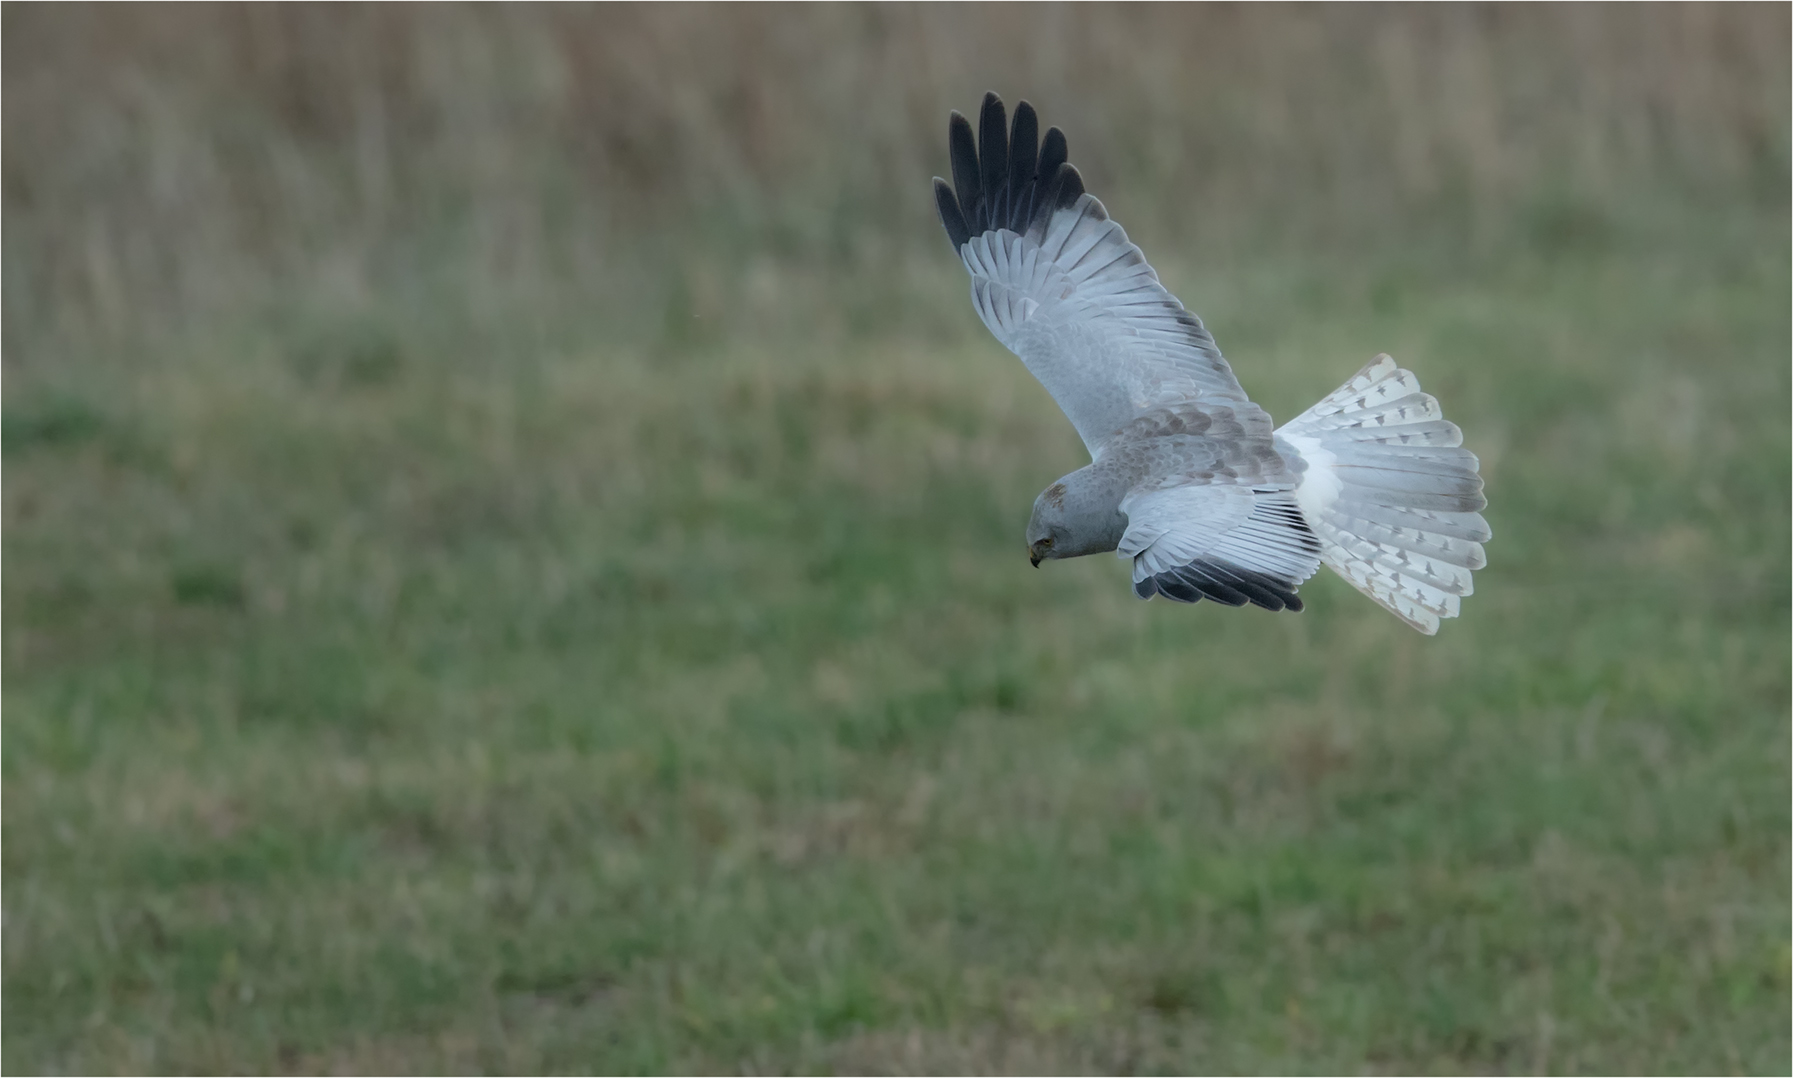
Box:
[932,94,1489,633]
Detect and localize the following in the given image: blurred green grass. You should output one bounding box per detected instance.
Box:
[4,6,1789,1074]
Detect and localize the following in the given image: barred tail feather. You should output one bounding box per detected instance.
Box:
[1276,355,1490,635]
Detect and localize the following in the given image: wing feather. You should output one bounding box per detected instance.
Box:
[1117,481,1323,612]
[933,93,1258,457]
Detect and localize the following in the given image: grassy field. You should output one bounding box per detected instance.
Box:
[5,7,1790,1074]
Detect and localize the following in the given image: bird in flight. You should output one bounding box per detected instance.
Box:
[932,94,1489,633]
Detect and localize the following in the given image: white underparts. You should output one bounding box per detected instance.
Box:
[1280,430,1341,527]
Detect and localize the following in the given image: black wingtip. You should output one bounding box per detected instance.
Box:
[1142,560,1305,613]
[1040,127,1068,175]
[947,111,979,224]
[1049,162,1085,210]
[934,95,1078,249]
[1158,578,1206,604]
[934,177,970,250]
[1006,102,1039,232]
[977,94,1009,230]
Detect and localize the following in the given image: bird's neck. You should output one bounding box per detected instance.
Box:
[1051,463,1132,557]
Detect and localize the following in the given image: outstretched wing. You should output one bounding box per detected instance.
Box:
[934,93,1261,457]
[1117,479,1323,611]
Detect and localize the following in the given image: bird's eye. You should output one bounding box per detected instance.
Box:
[1040,536,1054,549]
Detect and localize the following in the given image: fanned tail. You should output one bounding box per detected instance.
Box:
[1276,355,1490,635]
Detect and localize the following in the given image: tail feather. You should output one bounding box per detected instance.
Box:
[1335,500,1491,544]
[1307,418,1464,447]
[1325,442,1482,475]
[1330,462,1486,501]
[1278,354,1490,635]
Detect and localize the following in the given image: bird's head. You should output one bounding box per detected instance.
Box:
[1026,484,1071,567]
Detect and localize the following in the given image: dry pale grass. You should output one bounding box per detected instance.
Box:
[4,4,1785,353]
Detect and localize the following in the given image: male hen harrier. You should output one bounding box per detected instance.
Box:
[933,94,1489,633]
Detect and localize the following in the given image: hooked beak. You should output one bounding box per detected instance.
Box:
[1030,554,1042,568]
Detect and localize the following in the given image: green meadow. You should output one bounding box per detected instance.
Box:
[5,7,1788,1073]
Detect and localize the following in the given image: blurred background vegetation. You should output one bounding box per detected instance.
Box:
[4,5,1788,1073]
